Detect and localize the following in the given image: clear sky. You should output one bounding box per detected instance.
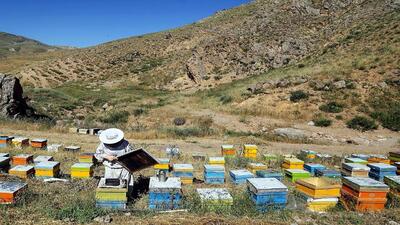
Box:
[1,0,251,48]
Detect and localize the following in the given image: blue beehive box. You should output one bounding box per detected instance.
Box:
[256,169,283,181]
[315,168,341,178]
[367,163,397,181]
[247,178,288,211]
[351,154,370,160]
[0,136,11,148]
[148,177,182,210]
[204,165,225,184]
[304,163,326,176]
[229,169,254,184]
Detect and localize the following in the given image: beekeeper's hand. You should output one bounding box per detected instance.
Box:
[104,155,118,162]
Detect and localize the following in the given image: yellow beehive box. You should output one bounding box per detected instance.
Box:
[9,166,35,179]
[154,158,170,170]
[11,137,29,149]
[247,163,267,174]
[282,163,303,169]
[296,178,341,198]
[306,198,339,212]
[284,158,304,165]
[209,157,225,166]
[181,177,193,185]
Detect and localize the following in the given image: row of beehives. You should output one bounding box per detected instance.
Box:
[68,128,102,135]
[0,134,82,152]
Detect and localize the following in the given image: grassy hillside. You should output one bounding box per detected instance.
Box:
[0,32,56,58]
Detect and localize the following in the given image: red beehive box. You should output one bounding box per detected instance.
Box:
[12,154,34,165]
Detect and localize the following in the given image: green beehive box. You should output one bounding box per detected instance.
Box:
[285,169,311,182]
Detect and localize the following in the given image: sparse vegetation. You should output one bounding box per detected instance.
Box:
[313,117,332,127]
[100,110,130,124]
[290,90,309,102]
[319,102,344,113]
[219,95,233,104]
[346,116,378,131]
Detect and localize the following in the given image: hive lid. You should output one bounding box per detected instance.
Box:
[156,158,170,164]
[204,164,225,172]
[304,163,325,168]
[248,163,266,168]
[316,154,332,158]
[65,146,81,150]
[13,137,28,142]
[0,181,27,193]
[350,154,370,160]
[209,157,225,162]
[367,163,396,172]
[342,163,370,171]
[0,153,9,157]
[14,154,33,159]
[35,161,60,169]
[285,169,310,175]
[10,165,34,171]
[384,176,400,186]
[71,163,93,169]
[296,177,341,190]
[247,178,288,193]
[0,156,10,163]
[342,177,389,191]
[369,154,387,159]
[345,157,368,163]
[300,150,316,154]
[284,158,304,165]
[230,169,254,177]
[221,145,234,149]
[97,178,127,190]
[34,156,54,163]
[197,188,233,201]
[173,164,194,171]
[117,148,159,173]
[31,138,47,142]
[244,144,257,148]
[149,176,181,190]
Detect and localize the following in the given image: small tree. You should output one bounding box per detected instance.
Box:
[347,116,378,131]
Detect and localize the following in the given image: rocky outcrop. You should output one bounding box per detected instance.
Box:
[0,73,36,119]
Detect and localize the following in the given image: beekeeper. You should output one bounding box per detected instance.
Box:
[95,128,134,187]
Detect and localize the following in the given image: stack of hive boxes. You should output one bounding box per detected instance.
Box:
[247,163,267,174]
[0,181,27,204]
[229,169,254,184]
[173,164,194,184]
[197,188,233,209]
[12,137,29,149]
[154,158,170,172]
[221,145,236,157]
[300,150,316,161]
[71,163,94,179]
[243,144,257,159]
[247,178,288,211]
[389,152,400,165]
[256,169,283,181]
[282,158,304,169]
[208,157,225,166]
[96,178,127,209]
[204,164,225,184]
[79,153,96,163]
[35,161,60,178]
[30,139,47,149]
[384,176,400,193]
[285,169,311,182]
[341,163,370,177]
[12,154,33,165]
[0,156,10,173]
[149,176,182,210]
[9,165,35,179]
[368,155,390,164]
[315,168,341,178]
[367,163,397,181]
[304,163,326,176]
[0,136,11,148]
[341,177,389,212]
[33,155,54,164]
[345,157,368,165]
[296,177,341,212]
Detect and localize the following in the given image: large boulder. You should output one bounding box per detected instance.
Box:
[0,73,36,119]
[273,128,309,140]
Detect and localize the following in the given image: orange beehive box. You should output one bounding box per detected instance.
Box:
[341,187,387,212]
[0,181,27,204]
[30,139,48,149]
[12,154,34,165]
[341,184,388,200]
[221,145,236,156]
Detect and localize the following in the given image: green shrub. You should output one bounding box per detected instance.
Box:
[319,102,344,113]
[313,118,332,127]
[346,116,378,131]
[290,90,309,102]
[371,106,400,131]
[335,115,343,120]
[133,108,146,117]
[219,95,233,104]
[100,110,130,124]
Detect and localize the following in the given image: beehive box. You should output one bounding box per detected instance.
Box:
[192,152,207,161]
[285,169,311,182]
[300,150,316,159]
[35,161,60,178]
[247,178,288,210]
[197,188,233,208]
[9,165,35,179]
[0,136,12,148]
[33,155,54,164]
[296,177,341,198]
[78,129,89,134]
[96,178,127,209]
[89,128,101,135]
[282,158,304,170]
[79,153,96,163]
[204,165,225,184]
[384,176,400,192]
[11,137,29,149]
[149,177,182,210]
[30,139,47,149]
[315,168,341,178]
[229,169,254,184]
[345,158,368,165]
[256,169,283,181]
[221,145,235,157]
[0,181,27,204]
[263,154,278,161]
[0,153,9,157]
[173,164,194,184]
[69,127,78,133]
[71,163,94,179]
[243,144,257,159]
[64,146,81,152]
[208,157,225,166]
[298,193,339,212]
[153,158,170,171]
[247,163,267,174]
[351,154,370,161]
[367,163,397,181]
[12,154,33,165]
[341,163,370,177]
[368,155,390,164]
[389,152,400,163]
[47,144,63,152]
[304,163,326,176]
[0,157,11,173]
